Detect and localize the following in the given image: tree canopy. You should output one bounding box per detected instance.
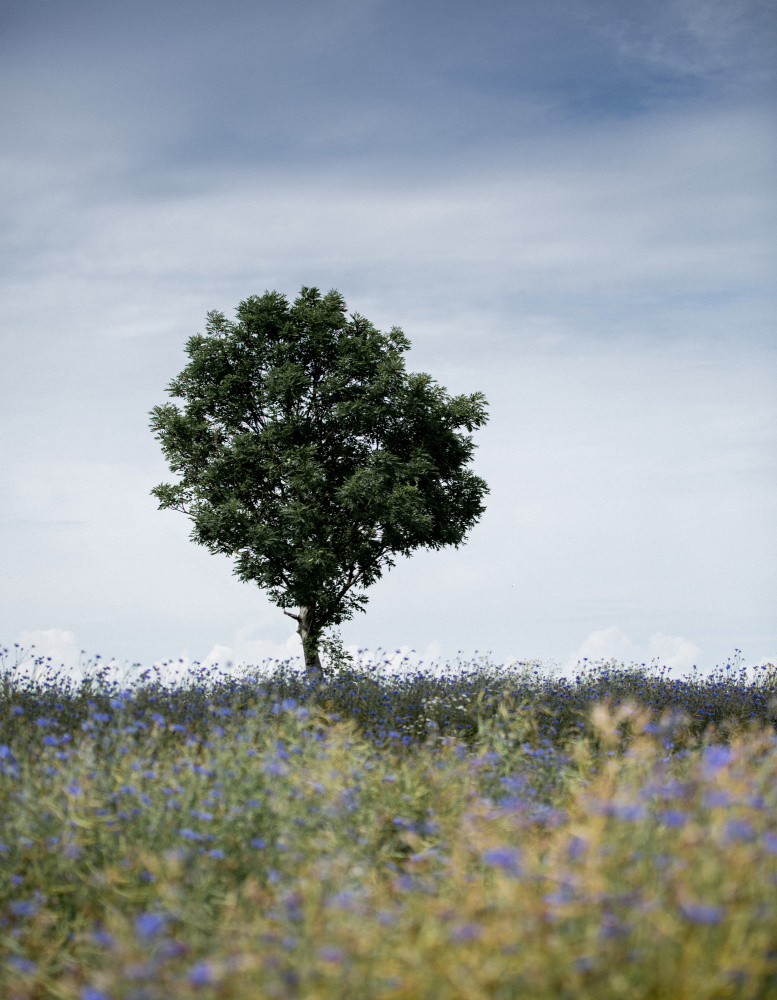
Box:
[150,287,489,675]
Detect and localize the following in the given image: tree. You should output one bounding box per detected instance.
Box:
[149,287,489,677]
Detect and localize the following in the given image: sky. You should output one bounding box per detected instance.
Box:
[1,0,775,678]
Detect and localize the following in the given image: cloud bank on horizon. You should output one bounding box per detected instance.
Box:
[1,0,775,674]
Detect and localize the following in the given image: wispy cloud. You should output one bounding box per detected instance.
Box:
[1,0,774,670]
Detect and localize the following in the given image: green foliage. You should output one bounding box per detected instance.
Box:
[149,287,489,664]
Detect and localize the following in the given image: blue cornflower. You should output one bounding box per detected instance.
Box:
[703,746,733,774]
[450,924,482,942]
[8,956,37,973]
[82,987,110,1000]
[135,911,166,939]
[659,809,688,829]
[189,961,216,986]
[92,928,115,948]
[614,802,646,822]
[680,902,723,925]
[482,846,522,875]
[723,819,755,844]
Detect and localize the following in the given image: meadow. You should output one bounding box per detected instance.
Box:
[1,645,776,999]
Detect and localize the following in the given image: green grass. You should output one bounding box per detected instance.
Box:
[1,647,776,999]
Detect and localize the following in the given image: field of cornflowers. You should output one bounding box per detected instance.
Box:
[1,646,777,1000]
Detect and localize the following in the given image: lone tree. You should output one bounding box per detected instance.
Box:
[150,287,489,677]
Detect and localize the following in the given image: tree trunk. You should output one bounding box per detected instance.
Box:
[297,606,322,680]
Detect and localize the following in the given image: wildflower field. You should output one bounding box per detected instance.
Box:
[1,648,776,999]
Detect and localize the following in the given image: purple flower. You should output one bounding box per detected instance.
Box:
[250,838,266,849]
[8,956,37,974]
[134,911,166,939]
[680,902,723,925]
[207,849,225,859]
[450,923,482,942]
[319,946,343,962]
[703,746,733,775]
[599,912,630,940]
[763,832,777,854]
[500,775,527,794]
[659,809,688,829]
[92,928,115,948]
[82,988,110,1000]
[723,819,755,844]
[265,760,287,776]
[179,828,203,841]
[188,961,216,986]
[326,890,359,911]
[544,886,576,906]
[482,847,522,875]
[9,900,38,918]
[614,802,646,822]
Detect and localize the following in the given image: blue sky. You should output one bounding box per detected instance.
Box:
[1,0,775,676]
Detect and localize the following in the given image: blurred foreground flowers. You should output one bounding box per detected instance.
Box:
[1,653,776,998]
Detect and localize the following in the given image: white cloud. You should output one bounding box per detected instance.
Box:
[1,31,773,675]
[196,628,304,675]
[566,626,640,672]
[14,628,81,672]
[565,627,702,676]
[647,632,702,673]
[12,628,124,683]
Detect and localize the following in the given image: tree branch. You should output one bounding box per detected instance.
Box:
[283,609,301,622]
